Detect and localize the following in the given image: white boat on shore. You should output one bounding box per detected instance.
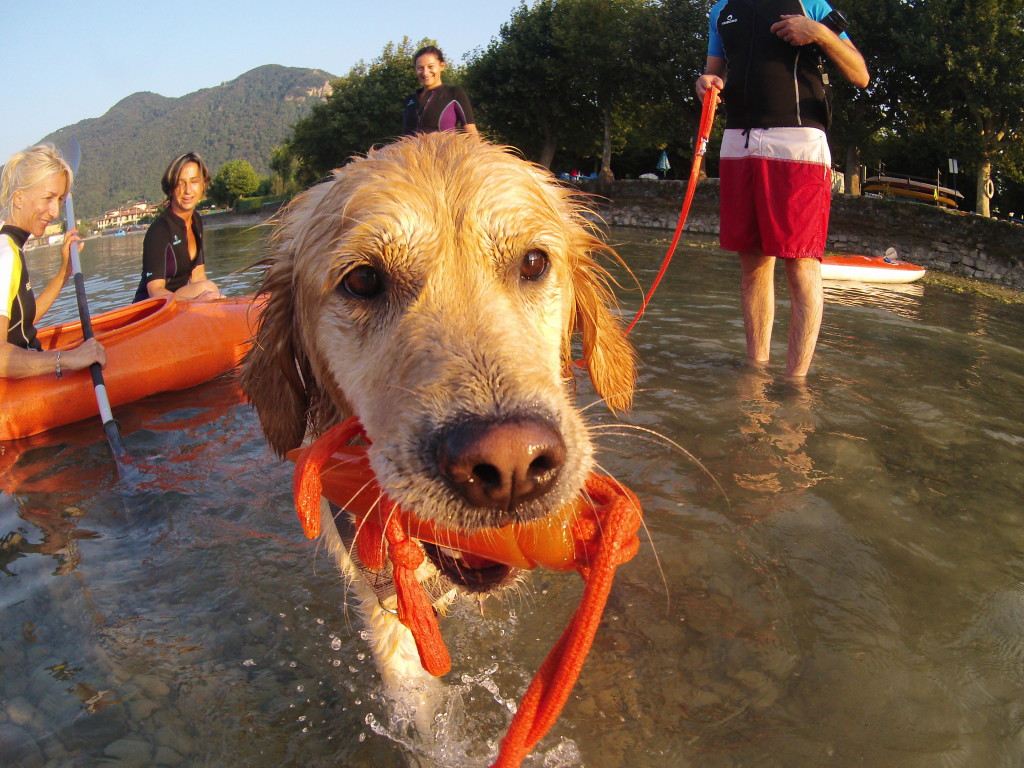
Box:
[821,248,926,284]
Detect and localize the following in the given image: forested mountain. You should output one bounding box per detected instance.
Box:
[40,65,335,218]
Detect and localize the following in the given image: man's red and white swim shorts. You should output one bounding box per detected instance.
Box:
[719,127,833,259]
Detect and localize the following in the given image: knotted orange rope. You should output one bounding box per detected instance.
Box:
[292,416,643,768]
[293,418,450,675]
[293,419,365,539]
[384,505,452,675]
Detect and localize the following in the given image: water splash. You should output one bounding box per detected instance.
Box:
[360,662,582,767]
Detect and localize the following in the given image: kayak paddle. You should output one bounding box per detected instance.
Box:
[62,137,128,458]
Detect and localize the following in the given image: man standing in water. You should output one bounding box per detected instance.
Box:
[696,1,868,377]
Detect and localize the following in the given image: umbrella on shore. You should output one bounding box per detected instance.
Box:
[656,150,671,178]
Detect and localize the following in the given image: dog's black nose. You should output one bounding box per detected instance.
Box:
[436,417,566,513]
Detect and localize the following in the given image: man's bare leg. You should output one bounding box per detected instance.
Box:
[784,257,823,377]
[740,252,776,366]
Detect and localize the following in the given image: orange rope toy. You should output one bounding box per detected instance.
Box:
[291,416,643,768]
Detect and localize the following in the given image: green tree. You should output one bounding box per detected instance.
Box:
[822,0,909,194]
[552,0,644,193]
[926,0,1024,216]
[209,159,261,206]
[284,39,425,185]
[623,0,712,177]
[835,0,1023,215]
[464,0,595,168]
[467,0,705,183]
[268,144,300,195]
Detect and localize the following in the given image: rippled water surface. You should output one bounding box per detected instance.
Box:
[2,224,1023,767]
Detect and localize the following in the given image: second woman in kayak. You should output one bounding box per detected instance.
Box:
[133,152,224,303]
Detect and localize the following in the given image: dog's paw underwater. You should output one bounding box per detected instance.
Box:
[241,131,643,767]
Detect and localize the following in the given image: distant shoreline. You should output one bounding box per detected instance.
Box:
[590,178,1024,294]
[203,209,278,231]
[64,191,1021,302]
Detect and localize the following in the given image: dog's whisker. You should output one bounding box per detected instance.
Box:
[345,479,387,561]
[578,386,672,416]
[592,460,670,611]
[579,398,612,414]
[588,423,731,509]
[508,577,535,617]
[589,426,731,612]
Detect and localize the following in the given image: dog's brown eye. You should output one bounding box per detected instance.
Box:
[520,249,549,281]
[340,265,384,298]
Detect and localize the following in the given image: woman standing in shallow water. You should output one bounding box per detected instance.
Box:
[0,143,106,379]
[133,152,223,303]
[402,45,479,136]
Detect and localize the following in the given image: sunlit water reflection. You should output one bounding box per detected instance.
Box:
[2,224,1023,767]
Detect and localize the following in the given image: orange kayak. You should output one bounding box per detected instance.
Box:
[0,296,258,441]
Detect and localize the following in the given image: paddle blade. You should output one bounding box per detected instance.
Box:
[104,419,128,458]
[64,136,81,175]
[62,137,84,275]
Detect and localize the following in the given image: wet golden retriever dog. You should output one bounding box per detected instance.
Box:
[241,132,635,712]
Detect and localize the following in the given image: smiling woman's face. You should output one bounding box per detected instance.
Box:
[11,173,67,238]
[415,53,446,90]
[171,162,205,216]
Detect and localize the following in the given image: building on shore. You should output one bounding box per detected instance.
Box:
[95,202,160,232]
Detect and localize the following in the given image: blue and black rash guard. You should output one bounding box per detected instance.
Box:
[402,85,476,135]
[709,0,849,131]
[133,207,205,303]
[0,224,41,350]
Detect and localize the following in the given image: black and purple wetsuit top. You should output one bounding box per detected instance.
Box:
[133,207,204,303]
[402,85,476,135]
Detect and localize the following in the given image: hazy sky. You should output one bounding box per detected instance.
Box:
[0,0,524,161]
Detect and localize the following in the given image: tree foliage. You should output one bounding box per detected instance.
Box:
[464,0,709,183]
[209,159,261,206]
[923,0,1024,214]
[275,0,1024,215]
[462,0,591,168]
[827,0,1024,214]
[284,38,427,185]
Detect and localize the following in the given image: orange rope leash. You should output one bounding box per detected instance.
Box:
[293,417,643,768]
[624,85,720,335]
[491,474,641,768]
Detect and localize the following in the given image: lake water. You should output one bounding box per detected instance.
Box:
[2,224,1023,768]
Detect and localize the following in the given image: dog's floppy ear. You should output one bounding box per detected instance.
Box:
[569,247,637,413]
[242,185,348,456]
[240,250,313,456]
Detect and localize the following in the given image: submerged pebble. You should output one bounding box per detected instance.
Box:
[0,723,44,768]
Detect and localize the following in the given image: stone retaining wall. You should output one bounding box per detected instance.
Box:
[589,179,1024,290]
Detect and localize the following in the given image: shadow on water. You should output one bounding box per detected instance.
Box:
[2,225,1024,767]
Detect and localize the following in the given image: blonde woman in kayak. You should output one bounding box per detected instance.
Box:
[0,144,106,379]
[133,151,223,302]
